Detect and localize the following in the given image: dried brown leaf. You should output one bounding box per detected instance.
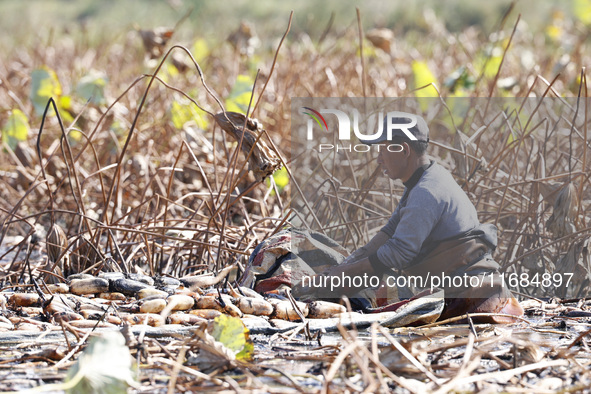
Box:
[46,223,68,264]
[546,182,578,238]
[213,111,282,181]
[366,28,394,52]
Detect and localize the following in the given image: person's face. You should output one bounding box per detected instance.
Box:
[376,143,409,180]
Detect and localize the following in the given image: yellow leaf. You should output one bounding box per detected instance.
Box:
[412,61,438,112]
[475,47,503,79]
[486,56,503,79]
[545,25,562,41]
[191,38,210,65]
[170,100,209,130]
[171,101,189,129]
[268,166,288,194]
[2,109,30,150]
[412,61,438,97]
[356,39,377,58]
[573,0,591,25]
[68,129,82,142]
[225,74,256,114]
[60,95,72,110]
[165,63,179,79]
[449,89,469,98]
[30,67,62,115]
[507,132,515,145]
[210,314,253,361]
[53,99,77,138]
[193,107,209,130]
[246,55,263,78]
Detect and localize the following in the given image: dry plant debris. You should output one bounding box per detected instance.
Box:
[0,3,591,393]
[213,111,282,181]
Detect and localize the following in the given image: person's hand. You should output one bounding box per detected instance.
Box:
[326,256,372,277]
[341,247,368,265]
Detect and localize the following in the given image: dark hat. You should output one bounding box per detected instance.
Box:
[360,111,429,144]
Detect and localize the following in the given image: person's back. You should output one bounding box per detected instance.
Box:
[373,161,480,271]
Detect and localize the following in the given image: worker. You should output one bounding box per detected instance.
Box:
[294,111,523,323]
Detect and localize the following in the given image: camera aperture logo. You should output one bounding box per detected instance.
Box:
[302,107,328,133]
[300,107,416,153]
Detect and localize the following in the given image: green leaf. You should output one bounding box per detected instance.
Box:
[75,71,108,105]
[210,314,253,361]
[30,67,62,115]
[444,66,475,94]
[2,109,30,150]
[225,74,256,113]
[65,331,138,394]
[170,100,209,130]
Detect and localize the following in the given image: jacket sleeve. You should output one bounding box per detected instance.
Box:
[380,197,403,237]
[372,187,445,270]
[345,230,390,264]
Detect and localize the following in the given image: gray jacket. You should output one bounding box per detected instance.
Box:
[370,161,487,271]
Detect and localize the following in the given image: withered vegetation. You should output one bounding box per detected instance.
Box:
[0,4,590,393]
